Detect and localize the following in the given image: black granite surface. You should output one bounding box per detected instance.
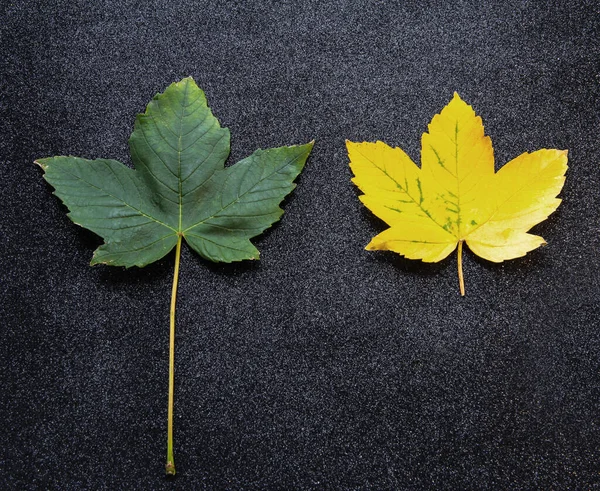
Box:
[1,1,599,489]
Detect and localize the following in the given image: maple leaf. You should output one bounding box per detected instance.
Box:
[347,93,567,295]
[36,77,313,475]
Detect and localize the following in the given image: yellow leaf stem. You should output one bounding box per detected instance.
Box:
[458,240,465,296]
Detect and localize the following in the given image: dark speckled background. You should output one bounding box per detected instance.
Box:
[1,1,599,489]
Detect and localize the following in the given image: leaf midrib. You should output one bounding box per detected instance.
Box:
[177,80,189,234]
[454,121,462,237]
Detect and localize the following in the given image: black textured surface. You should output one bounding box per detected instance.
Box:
[2,1,599,489]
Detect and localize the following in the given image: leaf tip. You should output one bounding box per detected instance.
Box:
[177,76,197,87]
[345,139,358,151]
[34,159,48,171]
[364,239,379,251]
[301,140,316,152]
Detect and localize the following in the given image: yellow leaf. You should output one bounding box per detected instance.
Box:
[347,94,568,295]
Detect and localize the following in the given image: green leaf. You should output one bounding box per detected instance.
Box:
[36,77,313,267]
[36,77,313,475]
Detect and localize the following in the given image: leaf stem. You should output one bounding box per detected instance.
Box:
[458,240,465,296]
[166,234,182,476]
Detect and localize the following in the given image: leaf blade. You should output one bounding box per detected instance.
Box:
[38,78,313,268]
[465,149,567,262]
[36,156,178,267]
[183,142,314,262]
[420,93,495,239]
[366,224,457,262]
[469,149,567,233]
[129,77,231,227]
